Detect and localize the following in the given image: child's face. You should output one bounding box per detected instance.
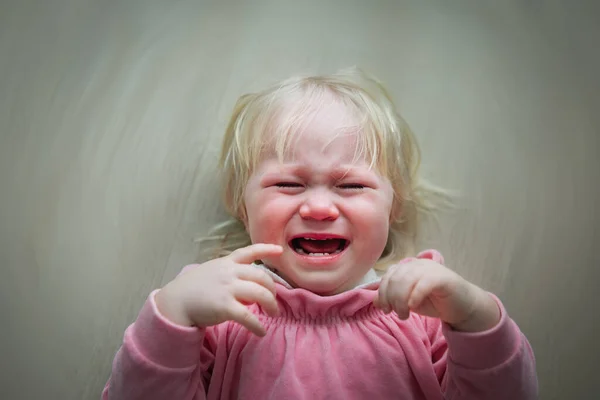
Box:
[243,101,394,295]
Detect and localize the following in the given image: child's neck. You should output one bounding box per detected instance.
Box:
[254,263,380,293]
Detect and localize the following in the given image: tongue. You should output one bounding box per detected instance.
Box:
[297,238,342,254]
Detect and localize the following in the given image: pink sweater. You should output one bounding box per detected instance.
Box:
[103,253,538,399]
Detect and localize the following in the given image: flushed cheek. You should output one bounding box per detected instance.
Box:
[349,210,390,255]
[248,216,279,243]
[355,224,388,253]
[247,206,292,244]
[244,189,292,241]
[346,198,391,228]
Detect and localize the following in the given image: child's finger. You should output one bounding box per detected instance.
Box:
[233,281,280,318]
[390,270,420,320]
[236,266,278,296]
[407,276,436,310]
[230,243,283,265]
[228,302,267,337]
[376,269,393,312]
[376,263,403,312]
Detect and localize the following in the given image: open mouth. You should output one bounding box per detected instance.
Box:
[289,236,349,257]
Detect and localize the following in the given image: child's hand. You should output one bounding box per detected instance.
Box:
[373,258,500,332]
[156,244,283,336]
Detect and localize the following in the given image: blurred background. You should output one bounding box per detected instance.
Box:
[1,1,599,399]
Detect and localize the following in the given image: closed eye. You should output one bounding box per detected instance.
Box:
[275,182,303,188]
[338,183,365,190]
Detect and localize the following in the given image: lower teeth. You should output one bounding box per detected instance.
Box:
[295,247,342,256]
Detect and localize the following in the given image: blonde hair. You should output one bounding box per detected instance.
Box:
[198,67,450,271]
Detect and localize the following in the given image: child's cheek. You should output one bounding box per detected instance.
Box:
[249,209,285,244]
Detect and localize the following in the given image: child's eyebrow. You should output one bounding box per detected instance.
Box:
[329,167,360,180]
[276,163,373,179]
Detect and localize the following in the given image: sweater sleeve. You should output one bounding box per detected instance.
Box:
[101,290,215,400]
[427,294,538,400]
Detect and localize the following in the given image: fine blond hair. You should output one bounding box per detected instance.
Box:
[198,67,450,272]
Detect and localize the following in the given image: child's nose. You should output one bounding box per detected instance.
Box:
[299,191,339,221]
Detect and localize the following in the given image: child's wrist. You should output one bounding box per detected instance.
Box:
[450,288,501,333]
[155,285,194,327]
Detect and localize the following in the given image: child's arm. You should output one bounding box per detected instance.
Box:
[101,290,215,400]
[375,250,538,398]
[102,244,282,399]
[427,296,538,399]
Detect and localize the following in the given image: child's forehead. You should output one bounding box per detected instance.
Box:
[246,87,386,176]
[260,128,366,169]
[256,131,381,176]
[262,100,362,149]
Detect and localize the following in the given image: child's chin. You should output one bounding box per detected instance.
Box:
[291,271,351,296]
